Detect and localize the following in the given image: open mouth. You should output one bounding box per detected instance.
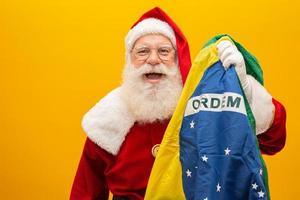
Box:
[143,72,165,83]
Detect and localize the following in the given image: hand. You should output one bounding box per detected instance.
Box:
[217,41,275,134]
[217,40,248,89]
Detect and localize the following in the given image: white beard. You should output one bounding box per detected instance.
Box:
[120,62,183,123]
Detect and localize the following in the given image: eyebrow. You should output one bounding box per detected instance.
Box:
[134,45,149,49]
[134,44,174,49]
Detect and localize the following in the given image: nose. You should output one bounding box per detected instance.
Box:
[146,50,161,66]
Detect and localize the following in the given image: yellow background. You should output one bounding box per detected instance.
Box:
[0,0,299,199]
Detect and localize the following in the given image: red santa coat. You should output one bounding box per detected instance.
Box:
[70,99,286,200]
[71,121,168,200]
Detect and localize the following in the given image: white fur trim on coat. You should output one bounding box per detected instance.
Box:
[246,75,275,135]
[81,87,135,155]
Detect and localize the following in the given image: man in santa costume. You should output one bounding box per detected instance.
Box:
[70,7,286,200]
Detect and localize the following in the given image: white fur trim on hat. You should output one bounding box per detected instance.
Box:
[125,18,176,53]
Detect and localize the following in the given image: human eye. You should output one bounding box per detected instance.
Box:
[158,47,171,56]
[136,48,150,56]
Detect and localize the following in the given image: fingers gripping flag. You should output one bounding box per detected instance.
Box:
[144,35,270,200]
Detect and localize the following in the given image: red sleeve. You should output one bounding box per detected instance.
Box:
[70,138,114,200]
[257,98,287,155]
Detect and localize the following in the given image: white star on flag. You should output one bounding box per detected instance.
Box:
[202,155,208,162]
[203,198,208,200]
[252,183,258,190]
[186,169,192,177]
[224,147,231,155]
[216,183,221,192]
[259,168,263,176]
[258,190,265,198]
[190,120,195,128]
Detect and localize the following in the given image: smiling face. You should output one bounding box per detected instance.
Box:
[130,34,177,84]
[121,34,183,123]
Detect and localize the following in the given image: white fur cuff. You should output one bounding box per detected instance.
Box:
[246,75,275,135]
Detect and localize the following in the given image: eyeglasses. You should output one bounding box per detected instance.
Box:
[131,46,176,61]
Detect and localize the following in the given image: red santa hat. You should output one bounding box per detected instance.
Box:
[125,7,192,84]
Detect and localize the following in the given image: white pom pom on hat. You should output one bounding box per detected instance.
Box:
[125,18,177,53]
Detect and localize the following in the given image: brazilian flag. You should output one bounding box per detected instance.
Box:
[144,35,270,200]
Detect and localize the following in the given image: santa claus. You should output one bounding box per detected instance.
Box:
[70,7,286,200]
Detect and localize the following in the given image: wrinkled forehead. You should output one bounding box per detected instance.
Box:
[132,34,174,49]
